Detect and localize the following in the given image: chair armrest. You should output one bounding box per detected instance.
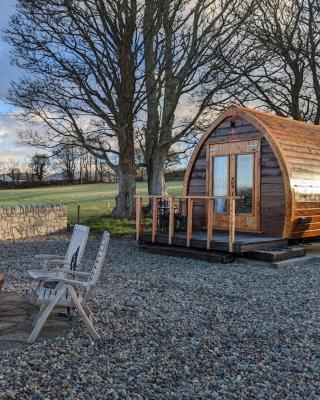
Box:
[45,269,91,277]
[47,259,70,267]
[60,270,91,277]
[34,254,64,260]
[45,277,94,287]
[27,269,90,281]
[28,270,62,280]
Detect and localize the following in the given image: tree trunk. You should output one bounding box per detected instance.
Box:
[143,0,164,197]
[147,148,168,196]
[112,128,137,218]
[113,162,136,218]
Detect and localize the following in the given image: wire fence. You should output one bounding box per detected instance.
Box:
[68,202,113,226]
[67,201,137,234]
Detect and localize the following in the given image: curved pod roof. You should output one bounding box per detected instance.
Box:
[183,105,320,238]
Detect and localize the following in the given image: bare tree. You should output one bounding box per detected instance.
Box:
[6,160,21,184]
[30,154,50,182]
[20,159,33,182]
[5,0,144,217]
[142,0,254,195]
[54,145,77,182]
[231,0,320,123]
[6,0,255,211]
[94,157,107,183]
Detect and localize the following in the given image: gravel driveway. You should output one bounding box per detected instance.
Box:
[0,233,319,399]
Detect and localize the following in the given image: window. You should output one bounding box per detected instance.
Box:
[213,156,229,212]
[236,154,254,214]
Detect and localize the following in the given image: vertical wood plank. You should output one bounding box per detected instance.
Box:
[207,198,213,249]
[187,199,193,247]
[206,146,212,230]
[255,145,261,231]
[229,154,236,238]
[168,198,175,245]
[135,196,142,241]
[229,197,236,252]
[152,198,158,243]
[206,144,211,196]
[182,198,187,217]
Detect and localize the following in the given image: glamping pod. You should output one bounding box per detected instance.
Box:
[136,105,320,256]
[184,105,320,239]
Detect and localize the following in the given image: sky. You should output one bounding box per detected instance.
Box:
[0,1,201,170]
[0,0,34,165]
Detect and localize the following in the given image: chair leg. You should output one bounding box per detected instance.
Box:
[31,302,48,327]
[30,280,43,302]
[68,286,100,340]
[83,304,98,324]
[27,286,67,344]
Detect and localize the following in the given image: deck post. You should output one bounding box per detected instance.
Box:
[152,197,158,243]
[187,199,193,247]
[135,196,142,241]
[168,198,175,245]
[207,198,213,250]
[229,197,236,252]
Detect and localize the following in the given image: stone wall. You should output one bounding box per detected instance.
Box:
[0,205,67,240]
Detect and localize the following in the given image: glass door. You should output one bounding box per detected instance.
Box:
[208,140,260,231]
[213,156,229,213]
[235,153,254,214]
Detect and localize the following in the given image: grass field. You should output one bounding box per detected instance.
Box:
[0,181,183,234]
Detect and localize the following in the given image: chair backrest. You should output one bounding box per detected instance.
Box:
[70,246,80,271]
[86,231,110,297]
[64,224,89,265]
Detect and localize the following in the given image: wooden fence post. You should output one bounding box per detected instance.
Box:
[187,198,193,247]
[77,204,80,224]
[152,197,158,243]
[229,197,236,252]
[168,198,175,245]
[207,198,213,250]
[135,197,142,241]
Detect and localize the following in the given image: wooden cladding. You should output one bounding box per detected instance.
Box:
[183,105,320,239]
[260,139,285,236]
[208,139,260,156]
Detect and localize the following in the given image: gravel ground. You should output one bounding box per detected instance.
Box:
[0,233,320,399]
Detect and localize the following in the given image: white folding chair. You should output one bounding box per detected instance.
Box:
[27,231,110,344]
[28,224,89,296]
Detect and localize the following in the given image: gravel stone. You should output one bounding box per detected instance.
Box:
[0,233,319,399]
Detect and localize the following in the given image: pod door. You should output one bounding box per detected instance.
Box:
[208,139,261,231]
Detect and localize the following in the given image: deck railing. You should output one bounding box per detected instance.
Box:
[135,195,243,252]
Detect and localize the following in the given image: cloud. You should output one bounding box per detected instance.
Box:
[0,43,22,98]
[0,0,15,27]
[0,0,21,97]
[0,0,30,162]
[0,112,35,161]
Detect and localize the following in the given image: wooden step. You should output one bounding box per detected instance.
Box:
[237,239,288,253]
[138,243,234,264]
[245,246,305,262]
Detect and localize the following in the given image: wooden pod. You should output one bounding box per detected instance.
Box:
[183,105,320,239]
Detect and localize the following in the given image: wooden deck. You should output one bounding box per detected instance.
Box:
[139,231,288,253]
